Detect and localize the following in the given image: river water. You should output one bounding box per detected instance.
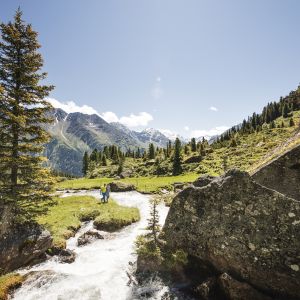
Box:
[12,191,182,300]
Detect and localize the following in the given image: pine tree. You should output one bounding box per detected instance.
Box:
[111,146,119,164]
[148,143,155,159]
[136,147,141,158]
[145,198,161,247]
[90,148,98,162]
[101,154,107,166]
[191,138,197,152]
[117,159,123,175]
[0,9,54,221]
[184,144,189,154]
[200,143,206,156]
[172,138,182,175]
[282,103,289,118]
[82,151,89,176]
[270,120,276,129]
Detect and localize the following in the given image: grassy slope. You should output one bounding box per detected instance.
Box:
[198,111,300,176]
[37,195,140,249]
[0,273,24,300]
[56,111,300,192]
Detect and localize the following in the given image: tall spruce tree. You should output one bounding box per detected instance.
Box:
[282,103,289,118]
[0,9,54,220]
[191,137,197,152]
[172,138,182,175]
[148,143,155,159]
[145,198,161,247]
[82,151,89,176]
[101,154,107,166]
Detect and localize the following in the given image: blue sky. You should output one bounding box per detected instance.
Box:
[1,0,300,138]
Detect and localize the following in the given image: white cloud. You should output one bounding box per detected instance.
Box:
[100,111,119,123]
[190,126,229,139]
[209,106,218,112]
[184,126,189,131]
[119,112,153,128]
[47,98,99,115]
[48,98,153,128]
[101,111,153,128]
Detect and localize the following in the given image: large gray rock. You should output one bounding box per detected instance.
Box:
[252,143,300,201]
[0,204,52,274]
[109,181,135,192]
[163,170,300,299]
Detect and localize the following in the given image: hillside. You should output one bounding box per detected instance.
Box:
[85,110,300,180]
[45,108,171,175]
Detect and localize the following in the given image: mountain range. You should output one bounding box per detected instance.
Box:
[45,108,172,176]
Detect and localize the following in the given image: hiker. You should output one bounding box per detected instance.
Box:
[101,184,106,203]
[105,184,111,203]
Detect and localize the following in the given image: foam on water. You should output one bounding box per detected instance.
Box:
[12,191,170,300]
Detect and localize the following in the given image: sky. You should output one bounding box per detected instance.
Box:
[1,0,300,138]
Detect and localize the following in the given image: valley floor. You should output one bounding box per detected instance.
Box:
[56,173,199,193]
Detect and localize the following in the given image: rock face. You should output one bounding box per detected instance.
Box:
[0,204,52,274]
[163,170,300,299]
[109,181,136,192]
[252,143,300,201]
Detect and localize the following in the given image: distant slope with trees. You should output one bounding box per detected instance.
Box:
[83,84,300,179]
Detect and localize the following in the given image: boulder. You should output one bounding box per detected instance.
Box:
[109,181,136,192]
[0,204,52,274]
[252,143,300,201]
[184,155,202,164]
[77,230,104,246]
[163,169,300,299]
[58,249,76,264]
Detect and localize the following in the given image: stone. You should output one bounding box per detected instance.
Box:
[58,249,76,264]
[252,143,300,201]
[109,181,136,192]
[77,230,104,246]
[163,169,300,299]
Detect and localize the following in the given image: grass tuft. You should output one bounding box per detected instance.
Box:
[0,273,24,300]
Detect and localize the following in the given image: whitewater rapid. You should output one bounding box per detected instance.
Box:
[12,191,169,300]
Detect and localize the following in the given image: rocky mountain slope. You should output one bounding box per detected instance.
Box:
[45,109,171,175]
